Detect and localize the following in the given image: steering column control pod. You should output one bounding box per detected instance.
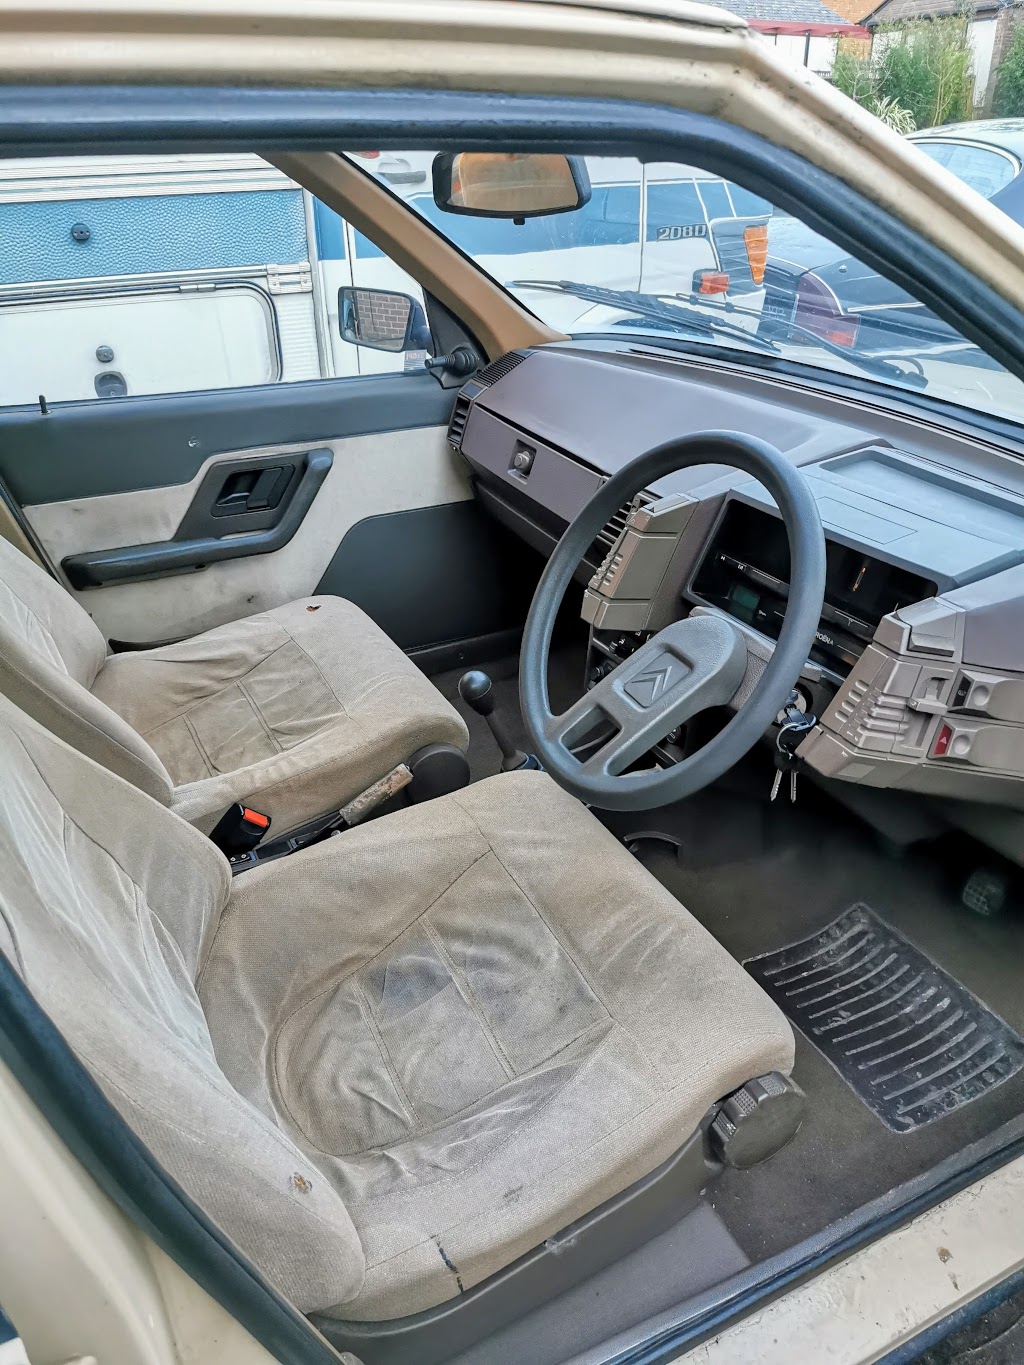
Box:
[458,670,540,772]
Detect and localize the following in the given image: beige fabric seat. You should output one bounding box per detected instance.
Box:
[0,534,467,833]
[0,690,794,1322]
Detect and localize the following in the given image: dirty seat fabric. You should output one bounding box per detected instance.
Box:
[0,694,363,1313]
[0,535,468,834]
[0,693,793,1320]
[94,596,469,834]
[200,770,795,1320]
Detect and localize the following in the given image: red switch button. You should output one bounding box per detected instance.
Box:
[932,723,953,758]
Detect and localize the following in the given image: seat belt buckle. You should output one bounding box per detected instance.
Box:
[209,803,272,857]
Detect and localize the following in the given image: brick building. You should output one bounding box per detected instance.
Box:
[699,0,870,75]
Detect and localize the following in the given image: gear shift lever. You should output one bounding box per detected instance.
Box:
[458,671,539,772]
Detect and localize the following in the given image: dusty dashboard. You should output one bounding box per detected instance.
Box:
[452,342,1024,811]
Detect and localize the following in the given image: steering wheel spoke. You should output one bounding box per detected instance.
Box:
[549,616,750,777]
[520,431,826,810]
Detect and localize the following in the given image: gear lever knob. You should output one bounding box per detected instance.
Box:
[458,669,496,717]
[457,670,535,772]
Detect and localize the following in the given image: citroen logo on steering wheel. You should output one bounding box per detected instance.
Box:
[624,660,677,708]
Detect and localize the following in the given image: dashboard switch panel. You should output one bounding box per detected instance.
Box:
[801,563,1024,808]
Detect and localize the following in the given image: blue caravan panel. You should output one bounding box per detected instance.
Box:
[0,189,308,284]
[312,196,346,260]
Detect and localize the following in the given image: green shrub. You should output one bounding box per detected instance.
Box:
[993,21,1024,116]
[830,50,917,130]
[874,15,975,127]
[870,95,919,133]
[832,49,878,105]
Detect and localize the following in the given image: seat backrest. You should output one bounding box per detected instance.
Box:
[0,690,363,1311]
[0,535,173,803]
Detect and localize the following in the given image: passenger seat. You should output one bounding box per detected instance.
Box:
[0,535,468,833]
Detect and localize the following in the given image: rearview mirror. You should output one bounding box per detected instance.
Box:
[432,153,591,219]
[337,286,431,354]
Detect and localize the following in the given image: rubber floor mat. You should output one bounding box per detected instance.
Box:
[745,904,1024,1132]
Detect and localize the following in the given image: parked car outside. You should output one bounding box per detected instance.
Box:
[756,119,1024,366]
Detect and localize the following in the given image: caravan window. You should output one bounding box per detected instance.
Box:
[0,153,436,402]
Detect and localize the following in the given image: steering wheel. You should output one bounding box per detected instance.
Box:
[520,431,826,810]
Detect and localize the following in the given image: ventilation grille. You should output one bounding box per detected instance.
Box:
[475,351,527,387]
[591,491,654,558]
[447,394,471,450]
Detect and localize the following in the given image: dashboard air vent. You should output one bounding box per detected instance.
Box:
[447,393,471,450]
[592,491,654,556]
[475,351,527,387]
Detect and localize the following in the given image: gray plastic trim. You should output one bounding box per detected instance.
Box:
[315,499,538,649]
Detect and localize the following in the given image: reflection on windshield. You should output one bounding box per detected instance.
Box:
[353,153,1024,427]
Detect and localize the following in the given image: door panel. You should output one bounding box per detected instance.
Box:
[0,372,489,644]
[62,446,334,588]
[0,372,466,641]
[23,424,471,642]
[0,371,453,504]
[317,501,536,650]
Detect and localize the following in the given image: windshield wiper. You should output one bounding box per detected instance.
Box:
[509,278,782,355]
[509,278,927,389]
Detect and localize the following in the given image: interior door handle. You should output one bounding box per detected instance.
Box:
[63,447,332,588]
[246,466,288,512]
[212,465,290,517]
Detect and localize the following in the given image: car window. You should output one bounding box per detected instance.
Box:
[913,140,1018,200]
[353,149,1024,429]
[0,153,432,405]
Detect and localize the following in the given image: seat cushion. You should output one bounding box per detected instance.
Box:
[93,595,468,833]
[199,769,794,1321]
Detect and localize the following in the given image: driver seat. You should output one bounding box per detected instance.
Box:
[0,690,794,1323]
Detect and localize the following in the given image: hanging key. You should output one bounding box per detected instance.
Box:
[770,695,817,804]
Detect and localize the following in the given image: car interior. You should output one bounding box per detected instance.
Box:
[4,132,1024,1365]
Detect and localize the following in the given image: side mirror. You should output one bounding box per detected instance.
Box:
[337,286,432,353]
[432,152,591,219]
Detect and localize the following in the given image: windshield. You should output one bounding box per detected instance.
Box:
[349,151,1024,428]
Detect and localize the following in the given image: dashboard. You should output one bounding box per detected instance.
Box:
[450,341,1024,822]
